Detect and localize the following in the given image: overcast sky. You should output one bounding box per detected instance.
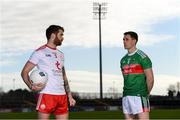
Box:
[0,0,180,96]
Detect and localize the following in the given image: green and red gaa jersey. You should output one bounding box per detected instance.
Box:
[120,49,152,97]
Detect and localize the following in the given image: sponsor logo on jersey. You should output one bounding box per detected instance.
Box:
[122,64,144,75]
[45,54,52,57]
[52,69,62,76]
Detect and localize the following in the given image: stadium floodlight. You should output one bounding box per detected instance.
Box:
[93,2,107,99]
[93,2,107,20]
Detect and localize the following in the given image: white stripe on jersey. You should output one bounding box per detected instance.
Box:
[137,50,147,59]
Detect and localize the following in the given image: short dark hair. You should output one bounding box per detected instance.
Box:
[124,31,138,44]
[46,25,64,40]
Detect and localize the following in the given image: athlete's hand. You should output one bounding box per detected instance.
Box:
[31,82,46,91]
[69,97,76,107]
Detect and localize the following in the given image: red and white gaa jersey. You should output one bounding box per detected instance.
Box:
[28,44,66,95]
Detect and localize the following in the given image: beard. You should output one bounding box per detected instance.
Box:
[53,36,62,46]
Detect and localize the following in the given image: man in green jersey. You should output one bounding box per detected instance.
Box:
[120,31,154,120]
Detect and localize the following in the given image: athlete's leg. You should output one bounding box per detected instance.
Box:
[137,112,149,120]
[54,95,68,120]
[38,112,50,120]
[123,96,134,120]
[124,113,134,120]
[55,113,68,120]
[136,96,150,120]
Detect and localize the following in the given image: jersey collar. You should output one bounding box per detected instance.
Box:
[128,49,138,56]
[45,44,57,50]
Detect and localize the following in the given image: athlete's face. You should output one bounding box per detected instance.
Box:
[123,34,136,50]
[53,29,64,46]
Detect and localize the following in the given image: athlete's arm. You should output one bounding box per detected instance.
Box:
[144,68,154,94]
[21,61,45,91]
[62,66,76,106]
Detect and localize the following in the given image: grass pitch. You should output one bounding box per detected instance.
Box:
[0,109,180,119]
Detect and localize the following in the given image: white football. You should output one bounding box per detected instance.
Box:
[30,69,48,84]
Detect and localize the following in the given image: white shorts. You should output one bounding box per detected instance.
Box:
[122,96,150,115]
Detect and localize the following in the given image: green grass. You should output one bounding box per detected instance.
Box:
[150,109,180,119]
[0,109,180,119]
